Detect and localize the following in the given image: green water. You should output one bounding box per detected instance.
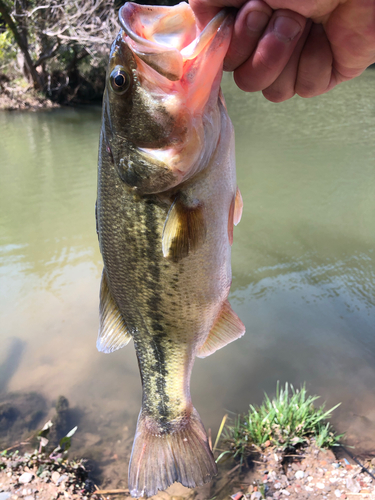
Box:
[0,70,374,480]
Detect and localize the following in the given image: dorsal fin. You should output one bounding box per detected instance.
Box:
[196,300,245,358]
[162,195,206,262]
[97,271,132,353]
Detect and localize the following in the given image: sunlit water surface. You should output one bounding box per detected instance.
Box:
[1,70,374,484]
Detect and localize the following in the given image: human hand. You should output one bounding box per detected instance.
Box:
[190,0,375,102]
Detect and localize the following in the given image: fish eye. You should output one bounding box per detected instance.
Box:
[110,66,131,95]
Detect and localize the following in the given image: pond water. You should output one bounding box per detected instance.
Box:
[1,69,374,485]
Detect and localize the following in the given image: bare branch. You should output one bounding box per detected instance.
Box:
[11,0,119,51]
[33,41,60,67]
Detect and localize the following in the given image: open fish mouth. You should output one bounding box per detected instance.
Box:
[119,2,232,82]
[116,2,233,182]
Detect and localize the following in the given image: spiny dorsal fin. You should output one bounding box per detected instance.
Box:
[97,270,132,353]
[162,195,206,262]
[234,186,243,226]
[196,300,245,358]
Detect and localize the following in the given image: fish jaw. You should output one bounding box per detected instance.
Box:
[119,2,196,81]
[119,2,233,111]
[116,2,234,183]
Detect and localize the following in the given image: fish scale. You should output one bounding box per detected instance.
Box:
[99,167,191,423]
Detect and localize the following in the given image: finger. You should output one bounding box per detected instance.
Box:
[233,9,306,92]
[190,0,244,30]
[295,23,333,97]
[255,0,340,20]
[224,0,273,71]
[191,0,339,27]
[262,19,312,102]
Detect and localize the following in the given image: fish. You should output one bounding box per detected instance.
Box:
[96,2,245,497]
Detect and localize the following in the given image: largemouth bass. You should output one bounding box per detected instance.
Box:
[96,2,245,497]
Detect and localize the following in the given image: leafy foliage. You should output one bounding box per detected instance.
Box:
[0,28,15,60]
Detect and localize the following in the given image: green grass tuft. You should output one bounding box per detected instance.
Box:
[218,382,344,464]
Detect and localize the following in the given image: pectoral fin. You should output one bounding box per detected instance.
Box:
[162,196,206,262]
[196,300,245,358]
[97,271,132,353]
[234,186,243,226]
[228,186,243,246]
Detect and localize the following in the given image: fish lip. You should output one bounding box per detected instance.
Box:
[118,2,232,80]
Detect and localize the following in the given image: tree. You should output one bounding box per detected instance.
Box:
[0,0,42,87]
[0,0,118,97]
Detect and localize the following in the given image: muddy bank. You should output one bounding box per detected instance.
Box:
[1,441,375,500]
[1,391,375,499]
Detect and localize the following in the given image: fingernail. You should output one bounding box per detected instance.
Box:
[246,10,270,33]
[273,16,302,42]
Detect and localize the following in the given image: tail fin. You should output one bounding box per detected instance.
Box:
[128,407,217,497]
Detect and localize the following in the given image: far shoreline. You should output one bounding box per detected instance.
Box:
[2,65,374,112]
[0,84,102,112]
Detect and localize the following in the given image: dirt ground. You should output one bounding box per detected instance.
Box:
[1,441,375,500]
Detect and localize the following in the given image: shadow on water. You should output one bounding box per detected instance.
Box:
[0,392,47,448]
[0,338,48,448]
[0,339,86,451]
[0,391,87,459]
[0,337,26,394]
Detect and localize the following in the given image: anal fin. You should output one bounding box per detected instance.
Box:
[162,195,206,262]
[197,300,245,358]
[97,270,132,353]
